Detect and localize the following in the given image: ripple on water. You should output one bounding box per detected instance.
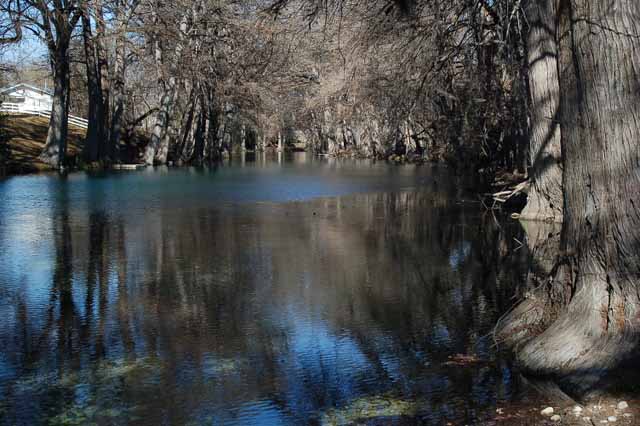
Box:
[0,158,537,425]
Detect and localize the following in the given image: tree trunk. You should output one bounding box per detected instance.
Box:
[156,84,178,164]
[515,0,640,385]
[40,46,71,170]
[192,96,207,164]
[144,8,188,165]
[109,25,126,162]
[240,124,246,152]
[144,77,177,165]
[205,97,220,161]
[95,0,110,143]
[520,0,564,222]
[495,220,563,348]
[81,7,105,164]
[175,91,197,163]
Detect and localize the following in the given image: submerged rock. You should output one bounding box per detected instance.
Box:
[321,395,419,425]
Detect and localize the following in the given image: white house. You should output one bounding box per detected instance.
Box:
[0,83,53,113]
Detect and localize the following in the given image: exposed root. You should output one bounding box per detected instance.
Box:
[495,220,563,348]
[515,282,639,391]
[494,290,553,349]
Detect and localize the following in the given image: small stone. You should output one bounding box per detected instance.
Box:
[496,408,504,415]
[541,407,555,416]
[623,413,632,418]
[608,416,617,423]
[617,401,629,410]
[573,406,584,414]
[551,414,562,422]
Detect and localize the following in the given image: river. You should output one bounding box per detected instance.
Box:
[0,153,535,425]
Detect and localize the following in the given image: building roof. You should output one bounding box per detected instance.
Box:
[0,83,53,97]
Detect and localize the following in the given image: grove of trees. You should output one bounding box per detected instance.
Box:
[1,0,639,391]
[0,0,533,173]
[268,0,640,391]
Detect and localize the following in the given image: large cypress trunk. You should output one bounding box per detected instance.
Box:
[515,0,640,385]
[154,80,178,165]
[495,220,563,349]
[40,45,71,170]
[520,0,563,222]
[175,91,197,163]
[81,8,106,164]
[144,9,187,166]
[192,96,207,164]
[95,0,110,144]
[144,78,177,165]
[110,28,126,162]
[205,95,221,161]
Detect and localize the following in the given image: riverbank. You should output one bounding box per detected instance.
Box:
[0,114,153,176]
[0,114,85,175]
[492,398,637,425]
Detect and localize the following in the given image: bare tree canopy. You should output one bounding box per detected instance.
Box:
[1,0,640,397]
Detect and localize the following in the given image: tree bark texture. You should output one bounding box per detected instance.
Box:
[520,0,564,223]
[110,33,126,160]
[81,6,106,164]
[144,9,188,165]
[95,0,111,144]
[144,77,177,165]
[40,46,71,169]
[514,0,640,385]
[109,13,129,161]
[495,220,563,348]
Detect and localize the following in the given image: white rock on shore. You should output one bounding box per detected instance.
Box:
[541,407,554,416]
[617,401,629,410]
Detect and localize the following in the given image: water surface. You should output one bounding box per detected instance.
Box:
[0,154,532,425]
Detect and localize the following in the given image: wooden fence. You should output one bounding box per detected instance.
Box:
[0,102,88,129]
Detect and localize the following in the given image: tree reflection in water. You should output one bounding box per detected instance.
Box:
[0,170,533,425]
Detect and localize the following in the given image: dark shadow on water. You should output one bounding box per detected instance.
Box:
[0,158,575,425]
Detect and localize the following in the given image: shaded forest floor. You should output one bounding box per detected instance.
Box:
[0,114,85,175]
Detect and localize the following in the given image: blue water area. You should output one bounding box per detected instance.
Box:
[0,153,532,425]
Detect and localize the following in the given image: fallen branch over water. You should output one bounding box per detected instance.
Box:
[491,180,529,203]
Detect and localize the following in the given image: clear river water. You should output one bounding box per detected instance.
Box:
[0,153,539,425]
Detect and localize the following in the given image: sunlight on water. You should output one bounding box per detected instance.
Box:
[0,154,531,425]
